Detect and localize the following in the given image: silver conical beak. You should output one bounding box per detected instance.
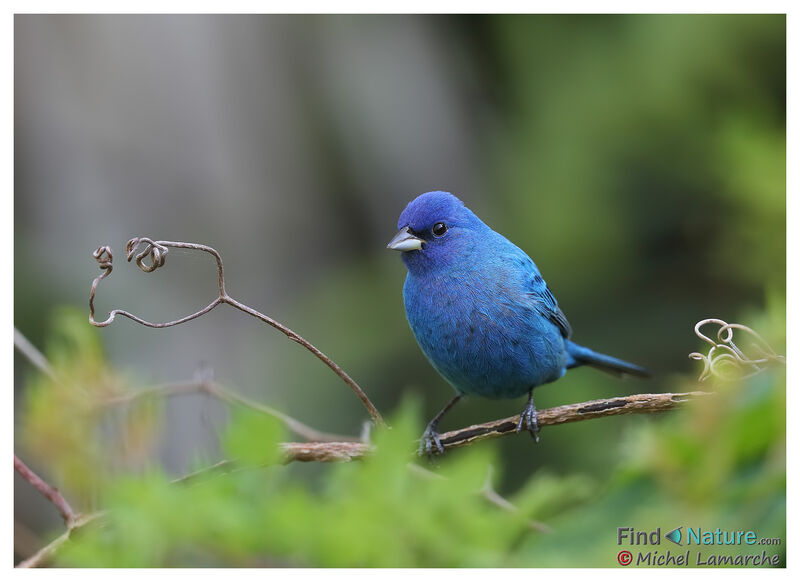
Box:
[386,226,424,252]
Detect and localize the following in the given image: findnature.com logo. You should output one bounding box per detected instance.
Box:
[616,527,782,567]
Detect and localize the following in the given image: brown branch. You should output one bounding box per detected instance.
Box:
[436,391,711,451]
[14,455,76,526]
[171,443,373,486]
[98,379,358,443]
[12,455,101,567]
[181,391,712,468]
[173,443,374,485]
[282,441,373,463]
[280,391,710,460]
[16,512,104,568]
[89,238,384,427]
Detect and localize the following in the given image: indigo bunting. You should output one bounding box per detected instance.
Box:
[388,191,649,455]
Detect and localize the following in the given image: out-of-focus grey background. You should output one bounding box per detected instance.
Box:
[15,14,785,542]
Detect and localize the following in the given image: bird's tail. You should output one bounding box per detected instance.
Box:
[565,340,651,378]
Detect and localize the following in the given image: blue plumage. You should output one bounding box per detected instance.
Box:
[387,191,649,455]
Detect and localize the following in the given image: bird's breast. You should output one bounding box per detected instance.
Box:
[403,269,567,398]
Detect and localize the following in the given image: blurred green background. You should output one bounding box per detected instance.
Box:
[14,14,785,567]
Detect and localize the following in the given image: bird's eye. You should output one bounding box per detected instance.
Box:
[432,222,448,237]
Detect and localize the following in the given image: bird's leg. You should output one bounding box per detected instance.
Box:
[420,395,462,457]
[516,389,540,442]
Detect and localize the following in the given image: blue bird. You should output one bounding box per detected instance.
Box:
[387,191,649,455]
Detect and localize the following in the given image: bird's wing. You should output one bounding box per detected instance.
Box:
[493,238,573,339]
[533,283,573,339]
[513,256,573,339]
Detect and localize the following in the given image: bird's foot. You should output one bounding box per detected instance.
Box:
[516,396,540,443]
[419,423,445,458]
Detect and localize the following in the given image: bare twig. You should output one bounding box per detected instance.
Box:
[16,512,104,568]
[481,466,551,533]
[14,338,93,568]
[689,319,785,381]
[14,455,76,526]
[406,462,445,480]
[407,462,552,532]
[171,443,374,485]
[171,460,237,485]
[89,239,384,426]
[405,463,552,531]
[14,327,56,380]
[207,383,356,442]
[98,379,358,443]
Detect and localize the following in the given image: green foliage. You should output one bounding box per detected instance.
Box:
[490,14,785,295]
[47,356,786,567]
[22,308,158,505]
[223,409,285,466]
[514,367,785,567]
[57,401,536,567]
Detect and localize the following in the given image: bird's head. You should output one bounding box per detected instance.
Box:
[387,191,486,274]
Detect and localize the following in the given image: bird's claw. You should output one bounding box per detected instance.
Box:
[419,424,445,458]
[516,400,540,443]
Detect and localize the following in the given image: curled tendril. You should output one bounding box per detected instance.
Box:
[688,318,785,381]
[125,237,168,272]
[92,245,113,273]
[89,246,114,325]
[87,236,385,426]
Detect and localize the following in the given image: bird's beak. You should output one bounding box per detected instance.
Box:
[386,226,424,252]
